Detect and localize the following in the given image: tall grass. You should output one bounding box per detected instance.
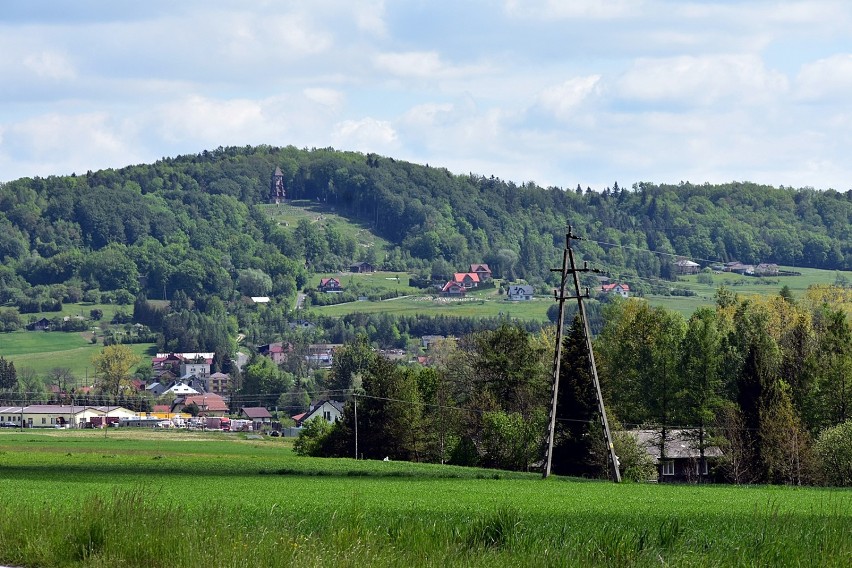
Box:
[0,431,849,567]
[0,488,848,567]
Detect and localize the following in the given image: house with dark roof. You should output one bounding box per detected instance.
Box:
[298,400,344,426]
[172,393,228,417]
[240,407,273,430]
[630,429,723,482]
[350,261,375,273]
[319,277,343,292]
[507,285,534,301]
[27,317,51,331]
[470,263,492,281]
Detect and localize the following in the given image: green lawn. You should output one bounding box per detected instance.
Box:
[0,430,848,567]
[0,331,155,381]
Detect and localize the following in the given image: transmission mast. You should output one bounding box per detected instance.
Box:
[542,227,621,482]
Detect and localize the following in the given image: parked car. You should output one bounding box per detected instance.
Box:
[1,422,17,428]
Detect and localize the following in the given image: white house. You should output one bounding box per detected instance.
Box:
[507,285,534,301]
[299,400,344,425]
[601,283,630,298]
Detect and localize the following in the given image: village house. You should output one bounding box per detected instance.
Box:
[674,259,700,275]
[305,344,340,368]
[755,263,779,276]
[240,407,273,430]
[631,429,723,482]
[27,317,51,331]
[728,262,755,275]
[318,277,343,292]
[601,283,630,298]
[207,372,232,397]
[295,400,344,426]
[453,272,480,288]
[350,261,375,273]
[152,352,214,378]
[469,263,492,281]
[171,393,228,417]
[420,335,445,350]
[440,281,466,297]
[507,285,534,301]
[258,342,291,365]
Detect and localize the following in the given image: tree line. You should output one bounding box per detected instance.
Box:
[296,285,852,486]
[1,145,851,320]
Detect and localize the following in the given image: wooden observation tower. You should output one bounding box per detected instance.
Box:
[270,167,286,204]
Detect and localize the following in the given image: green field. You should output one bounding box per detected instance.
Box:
[16,301,135,324]
[0,430,848,567]
[624,266,852,316]
[0,331,155,381]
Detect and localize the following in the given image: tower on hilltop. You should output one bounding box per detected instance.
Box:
[270,167,285,204]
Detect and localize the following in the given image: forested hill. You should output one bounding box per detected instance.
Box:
[1,144,850,307]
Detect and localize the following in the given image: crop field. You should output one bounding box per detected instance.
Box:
[0,332,155,380]
[0,430,848,567]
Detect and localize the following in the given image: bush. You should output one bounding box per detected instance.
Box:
[814,420,852,486]
[293,417,334,456]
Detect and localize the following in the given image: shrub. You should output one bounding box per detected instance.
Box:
[293,417,334,456]
[814,420,852,486]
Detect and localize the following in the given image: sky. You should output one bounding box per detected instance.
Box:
[2,0,852,191]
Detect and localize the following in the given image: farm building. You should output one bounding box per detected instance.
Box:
[630,429,722,483]
[0,405,135,428]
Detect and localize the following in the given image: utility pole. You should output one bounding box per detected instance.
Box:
[542,227,621,482]
[353,393,358,460]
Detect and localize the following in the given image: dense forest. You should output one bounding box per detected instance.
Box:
[1,145,850,313]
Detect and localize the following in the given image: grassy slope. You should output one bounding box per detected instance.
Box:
[0,430,848,567]
[0,332,155,380]
[261,199,392,259]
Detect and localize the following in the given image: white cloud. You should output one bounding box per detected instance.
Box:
[373,51,488,80]
[303,88,345,111]
[795,54,852,102]
[154,96,271,144]
[331,118,398,153]
[504,0,638,19]
[23,50,76,80]
[536,76,601,121]
[618,54,788,106]
[354,0,388,36]
[0,112,141,177]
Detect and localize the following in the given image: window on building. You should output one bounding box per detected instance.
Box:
[42,418,46,424]
[696,460,709,475]
[661,461,675,476]
[323,410,331,421]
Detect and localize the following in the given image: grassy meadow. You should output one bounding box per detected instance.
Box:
[0,430,848,567]
[262,199,392,259]
[0,331,155,380]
